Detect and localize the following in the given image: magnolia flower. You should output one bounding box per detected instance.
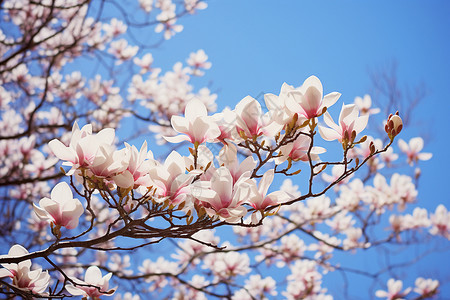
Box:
[429,204,450,238]
[217,144,256,183]
[234,96,282,140]
[0,245,50,294]
[187,49,211,76]
[133,53,154,74]
[155,19,183,40]
[247,170,289,218]
[112,142,156,189]
[354,94,380,116]
[264,82,296,126]
[192,167,252,223]
[48,122,115,175]
[318,103,368,146]
[108,39,139,64]
[285,75,341,119]
[375,279,411,300]
[275,133,326,165]
[397,137,432,166]
[33,182,84,230]
[244,274,278,298]
[164,98,220,144]
[414,277,439,297]
[66,266,116,298]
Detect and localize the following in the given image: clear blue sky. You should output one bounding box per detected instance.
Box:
[147,1,450,297]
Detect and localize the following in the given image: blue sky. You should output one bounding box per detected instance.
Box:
[147,1,450,297]
[153,0,450,210]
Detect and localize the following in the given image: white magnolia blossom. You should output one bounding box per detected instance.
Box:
[33,182,84,230]
[0,245,50,294]
[66,266,117,298]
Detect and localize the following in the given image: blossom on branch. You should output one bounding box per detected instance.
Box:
[318,103,368,147]
[375,279,411,300]
[0,245,50,295]
[397,137,432,166]
[234,95,282,140]
[66,266,116,298]
[48,122,115,175]
[33,182,84,230]
[285,75,341,120]
[192,166,252,223]
[164,98,220,144]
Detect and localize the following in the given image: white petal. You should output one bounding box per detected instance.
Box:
[322,92,341,109]
[163,134,190,144]
[48,139,77,162]
[319,125,341,141]
[185,98,207,120]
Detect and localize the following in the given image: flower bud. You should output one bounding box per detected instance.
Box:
[385,113,403,140]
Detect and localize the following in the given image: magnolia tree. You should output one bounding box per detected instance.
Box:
[0,1,448,299]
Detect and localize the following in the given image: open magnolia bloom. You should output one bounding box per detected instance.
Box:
[234,95,282,140]
[112,141,156,189]
[285,75,341,120]
[247,170,290,223]
[318,103,368,146]
[192,167,252,223]
[375,278,411,300]
[275,132,326,165]
[66,266,116,298]
[0,245,50,294]
[164,98,220,144]
[33,182,84,230]
[397,137,432,166]
[48,122,116,175]
[264,82,297,126]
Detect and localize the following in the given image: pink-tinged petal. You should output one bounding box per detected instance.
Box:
[33,203,51,221]
[191,183,217,201]
[96,128,115,145]
[64,217,80,230]
[323,111,340,131]
[163,134,191,144]
[300,75,323,96]
[301,86,322,117]
[165,151,185,177]
[322,92,341,109]
[170,115,189,134]
[185,98,207,120]
[318,125,341,141]
[354,115,369,134]
[65,284,86,296]
[264,93,280,111]
[235,96,262,135]
[48,139,77,162]
[258,170,274,197]
[113,170,135,188]
[418,153,432,161]
[280,82,295,95]
[211,177,233,205]
[267,190,290,204]
[8,245,29,257]
[410,137,424,152]
[398,139,408,152]
[285,92,306,115]
[0,268,13,278]
[262,119,283,137]
[50,182,73,205]
[191,117,216,143]
[85,266,103,285]
[340,104,358,125]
